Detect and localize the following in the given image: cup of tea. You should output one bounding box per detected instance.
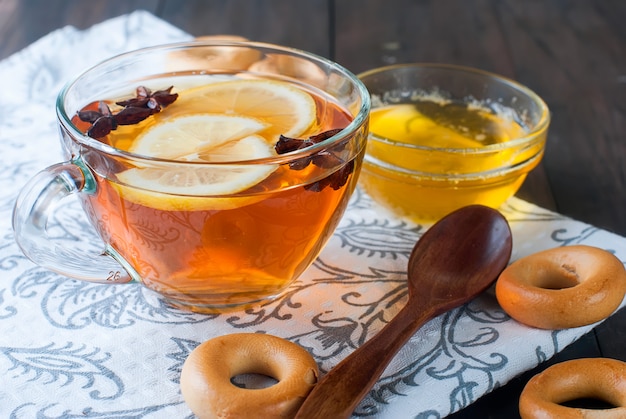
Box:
[12,41,370,313]
[358,63,550,222]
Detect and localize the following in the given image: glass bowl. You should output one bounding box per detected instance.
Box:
[358,63,550,222]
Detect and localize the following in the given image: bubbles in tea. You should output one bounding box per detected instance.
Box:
[72,74,359,311]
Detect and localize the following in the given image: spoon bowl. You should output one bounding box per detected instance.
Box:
[407,203,513,315]
[295,205,512,419]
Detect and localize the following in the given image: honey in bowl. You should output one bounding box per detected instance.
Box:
[358,64,550,222]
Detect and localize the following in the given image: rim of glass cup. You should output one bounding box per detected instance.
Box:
[56,40,371,166]
[357,63,550,155]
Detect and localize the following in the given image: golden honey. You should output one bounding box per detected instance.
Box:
[360,99,546,222]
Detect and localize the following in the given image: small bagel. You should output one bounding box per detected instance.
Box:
[519,358,626,419]
[495,245,626,329]
[180,333,318,419]
[168,35,262,72]
[195,35,250,42]
[248,55,328,87]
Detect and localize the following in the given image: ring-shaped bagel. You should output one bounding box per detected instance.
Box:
[167,35,262,72]
[495,245,626,329]
[519,358,626,419]
[180,333,318,419]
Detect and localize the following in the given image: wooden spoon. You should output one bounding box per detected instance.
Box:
[295,205,512,419]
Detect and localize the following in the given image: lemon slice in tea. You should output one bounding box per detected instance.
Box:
[129,113,269,160]
[115,114,278,211]
[163,79,317,139]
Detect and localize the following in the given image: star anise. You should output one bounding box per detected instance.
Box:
[77,85,178,139]
[274,128,354,191]
[77,101,118,139]
[116,86,178,112]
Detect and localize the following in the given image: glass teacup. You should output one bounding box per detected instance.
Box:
[13,41,370,313]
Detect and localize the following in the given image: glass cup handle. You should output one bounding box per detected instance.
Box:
[12,160,134,284]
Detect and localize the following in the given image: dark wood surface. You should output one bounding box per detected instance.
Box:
[2,1,625,417]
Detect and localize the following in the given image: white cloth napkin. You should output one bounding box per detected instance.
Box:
[1,10,625,418]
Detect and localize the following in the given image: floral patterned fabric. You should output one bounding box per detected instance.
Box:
[1,11,625,418]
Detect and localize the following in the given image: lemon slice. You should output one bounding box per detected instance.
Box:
[114,114,276,211]
[164,79,317,139]
[115,131,277,211]
[129,114,269,160]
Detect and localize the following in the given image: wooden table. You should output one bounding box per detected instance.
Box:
[2,1,625,417]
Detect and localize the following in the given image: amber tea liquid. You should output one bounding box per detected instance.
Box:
[73,74,358,311]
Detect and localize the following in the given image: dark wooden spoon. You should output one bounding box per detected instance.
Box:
[295,205,512,419]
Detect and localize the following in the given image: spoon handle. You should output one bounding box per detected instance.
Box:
[295,305,433,419]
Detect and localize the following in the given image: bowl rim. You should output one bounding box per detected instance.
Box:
[363,148,544,180]
[358,62,551,154]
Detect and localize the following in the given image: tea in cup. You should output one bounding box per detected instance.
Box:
[13,41,370,313]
